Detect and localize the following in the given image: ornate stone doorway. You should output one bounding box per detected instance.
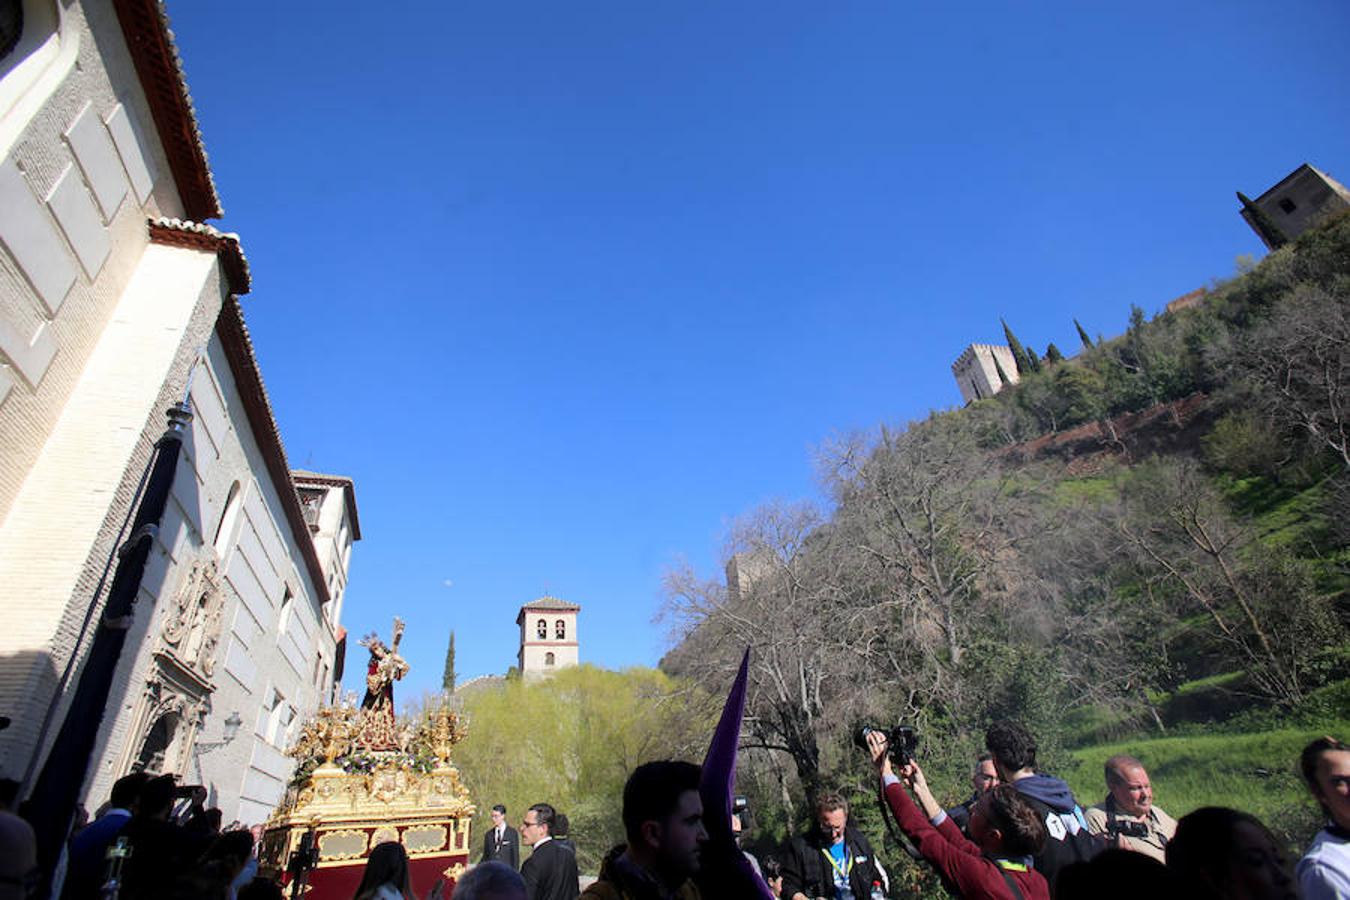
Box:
[132,711,180,773]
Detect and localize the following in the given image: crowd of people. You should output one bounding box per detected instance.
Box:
[852,723,1349,900]
[2,726,1346,900]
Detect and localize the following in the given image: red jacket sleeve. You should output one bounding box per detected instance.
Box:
[882,781,1010,899]
[936,813,982,857]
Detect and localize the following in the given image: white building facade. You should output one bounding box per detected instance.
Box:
[0,0,356,825]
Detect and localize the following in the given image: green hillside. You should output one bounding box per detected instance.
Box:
[662,211,1350,868]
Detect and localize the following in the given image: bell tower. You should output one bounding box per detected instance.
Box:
[516,596,580,679]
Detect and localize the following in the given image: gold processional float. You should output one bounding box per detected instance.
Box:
[260,618,475,898]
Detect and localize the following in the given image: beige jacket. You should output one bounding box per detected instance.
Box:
[1085,801,1177,863]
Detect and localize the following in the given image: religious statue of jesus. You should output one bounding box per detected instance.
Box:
[358,617,409,750]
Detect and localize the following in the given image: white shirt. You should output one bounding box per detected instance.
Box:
[1299,828,1350,900]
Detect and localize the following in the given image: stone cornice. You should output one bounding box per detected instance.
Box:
[148,217,249,294]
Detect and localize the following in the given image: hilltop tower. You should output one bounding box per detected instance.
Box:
[1239,163,1350,250]
[516,596,581,679]
[951,343,1020,404]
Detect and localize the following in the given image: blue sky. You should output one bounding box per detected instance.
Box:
[166,0,1350,698]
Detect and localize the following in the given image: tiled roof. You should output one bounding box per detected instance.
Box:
[148,217,249,293]
[520,596,581,611]
[113,0,223,220]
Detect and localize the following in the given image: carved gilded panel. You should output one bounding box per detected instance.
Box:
[318,830,368,861]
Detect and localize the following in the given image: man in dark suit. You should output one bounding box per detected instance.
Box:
[519,803,578,900]
[480,803,520,870]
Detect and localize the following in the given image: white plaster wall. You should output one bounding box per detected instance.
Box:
[171,337,334,824]
[0,0,187,530]
[0,241,220,780]
[302,486,352,626]
[83,329,339,821]
[519,611,579,678]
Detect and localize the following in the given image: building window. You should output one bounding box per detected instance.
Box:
[536,619,547,639]
[213,481,242,555]
[265,690,293,747]
[1278,197,1297,214]
[555,619,566,639]
[545,652,555,666]
[298,488,324,530]
[278,587,294,635]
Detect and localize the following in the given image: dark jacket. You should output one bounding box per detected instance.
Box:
[62,809,132,900]
[780,822,884,899]
[882,781,1048,900]
[1009,775,1104,887]
[521,838,580,900]
[481,823,521,869]
[945,793,980,837]
[580,846,702,900]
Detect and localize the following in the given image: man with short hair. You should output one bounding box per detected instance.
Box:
[62,772,151,900]
[481,804,520,870]
[1084,755,1176,862]
[780,793,886,900]
[581,760,708,900]
[455,861,527,900]
[946,754,1001,837]
[1297,735,1350,900]
[985,720,1102,887]
[519,803,578,900]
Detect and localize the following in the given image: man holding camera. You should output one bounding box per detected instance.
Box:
[780,792,887,900]
[1084,755,1175,863]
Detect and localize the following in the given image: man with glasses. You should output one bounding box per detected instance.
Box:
[946,754,1001,838]
[480,804,520,870]
[519,803,578,900]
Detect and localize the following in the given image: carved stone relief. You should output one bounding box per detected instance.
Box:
[162,557,225,677]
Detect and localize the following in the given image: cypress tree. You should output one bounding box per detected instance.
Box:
[1026,346,1043,374]
[1074,319,1093,350]
[442,629,456,694]
[1046,342,1065,364]
[1236,191,1288,249]
[992,352,1013,388]
[1001,319,1034,375]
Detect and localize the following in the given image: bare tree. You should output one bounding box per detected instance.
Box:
[662,501,851,795]
[1241,283,1350,469]
[1113,458,1341,706]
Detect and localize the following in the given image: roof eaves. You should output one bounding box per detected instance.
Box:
[113,0,223,220]
[215,299,332,608]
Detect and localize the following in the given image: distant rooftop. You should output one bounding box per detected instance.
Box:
[292,469,361,540]
[519,595,581,612]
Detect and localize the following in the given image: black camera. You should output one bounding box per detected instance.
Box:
[1105,819,1150,839]
[853,725,919,764]
[732,795,749,816]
